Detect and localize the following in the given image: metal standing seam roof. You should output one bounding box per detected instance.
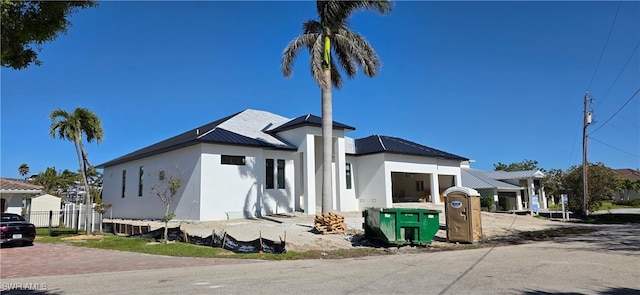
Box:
[482,169,545,180]
[98,110,469,168]
[461,168,523,190]
[0,178,43,193]
[267,114,355,133]
[353,135,468,161]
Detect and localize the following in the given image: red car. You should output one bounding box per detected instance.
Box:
[1,213,36,247]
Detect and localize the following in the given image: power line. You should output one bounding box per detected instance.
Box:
[594,41,640,108]
[590,136,640,158]
[589,87,640,135]
[586,1,622,91]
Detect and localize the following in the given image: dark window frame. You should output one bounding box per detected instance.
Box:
[138,166,144,197]
[266,159,274,189]
[121,170,127,198]
[221,155,246,165]
[345,163,352,189]
[277,159,285,189]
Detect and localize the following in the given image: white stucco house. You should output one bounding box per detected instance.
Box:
[0,178,43,215]
[461,166,547,211]
[98,109,469,221]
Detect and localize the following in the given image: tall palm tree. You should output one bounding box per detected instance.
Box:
[281,0,392,213]
[18,163,30,179]
[49,107,103,235]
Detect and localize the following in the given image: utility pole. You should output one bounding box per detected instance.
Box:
[582,92,593,216]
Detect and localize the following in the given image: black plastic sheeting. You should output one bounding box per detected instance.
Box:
[130,227,286,254]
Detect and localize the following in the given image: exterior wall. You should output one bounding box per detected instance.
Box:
[1,194,25,215]
[615,189,640,200]
[30,194,61,212]
[200,145,296,220]
[343,155,359,210]
[102,145,202,221]
[353,153,387,209]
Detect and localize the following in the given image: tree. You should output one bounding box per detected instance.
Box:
[493,159,541,172]
[18,163,30,179]
[562,163,618,214]
[151,169,182,244]
[49,107,103,235]
[617,178,640,201]
[281,0,392,213]
[32,167,62,195]
[1,1,97,70]
[542,168,564,204]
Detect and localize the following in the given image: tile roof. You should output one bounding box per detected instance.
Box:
[481,169,545,180]
[353,135,468,161]
[0,178,43,193]
[268,114,355,133]
[461,168,523,190]
[612,169,640,182]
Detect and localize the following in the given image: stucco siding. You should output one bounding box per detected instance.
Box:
[354,154,386,209]
[102,145,201,221]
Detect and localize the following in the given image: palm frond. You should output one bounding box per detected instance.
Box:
[334,28,381,77]
[281,32,319,77]
[332,40,357,79]
[316,0,393,27]
[330,56,343,89]
[302,19,323,34]
[310,35,329,89]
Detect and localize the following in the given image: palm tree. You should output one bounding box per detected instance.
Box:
[18,163,30,179]
[49,107,103,235]
[281,0,392,213]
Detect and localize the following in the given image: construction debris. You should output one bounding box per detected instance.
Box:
[314,212,347,234]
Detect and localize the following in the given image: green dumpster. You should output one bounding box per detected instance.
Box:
[362,208,441,246]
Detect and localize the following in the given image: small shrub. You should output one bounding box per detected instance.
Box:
[498,196,511,211]
[480,196,493,210]
[613,199,640,207]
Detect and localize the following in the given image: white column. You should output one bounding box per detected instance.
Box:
[335,137,347,211]
[516,191,523,210]
[302,134,316,216]
[430,173,441,204]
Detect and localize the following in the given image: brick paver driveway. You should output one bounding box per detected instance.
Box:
[0,243,258,279]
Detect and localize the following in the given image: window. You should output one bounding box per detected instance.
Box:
[221,155,246,165]
[416,180,424,192]
[121,170,127,198]
[265,159,274,189]
[345,163,352,189]
[138,166,144,197]
[277,159,285,189]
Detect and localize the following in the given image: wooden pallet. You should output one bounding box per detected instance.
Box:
[314,212,347,235]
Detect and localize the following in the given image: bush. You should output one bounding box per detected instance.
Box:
[480,196,493,210]
[498,196,511,211]
[613,199,640,207]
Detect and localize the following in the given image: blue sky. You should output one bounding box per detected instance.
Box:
[1,1,639,178]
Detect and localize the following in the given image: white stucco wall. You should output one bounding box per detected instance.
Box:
[353,153,386,209]
[102,144,201,221]
[199,145,296,220]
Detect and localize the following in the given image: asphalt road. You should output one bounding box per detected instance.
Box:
[2,224,639,295]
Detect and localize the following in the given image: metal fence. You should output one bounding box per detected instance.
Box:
[27,204,104,236]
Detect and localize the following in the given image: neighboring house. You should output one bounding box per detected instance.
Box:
[0,178,43,215]
[612,168,640,200]
[98,109,468,221]
[461,166,547,211]
[29,194,62,227]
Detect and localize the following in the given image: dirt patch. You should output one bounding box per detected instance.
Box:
[61,235,105,241]
[106,204,580,253]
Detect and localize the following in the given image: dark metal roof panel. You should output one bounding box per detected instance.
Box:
[354,135,468,161]
[268,114,355,133]
[97,112,240,168]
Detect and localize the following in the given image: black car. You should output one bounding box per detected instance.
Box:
[1,213,36,247]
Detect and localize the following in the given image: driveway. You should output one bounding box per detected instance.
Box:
[0,243,258,279]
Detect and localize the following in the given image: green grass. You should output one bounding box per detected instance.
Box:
[35,234,386,260]
[572,213,640,224]
[596,201,640,211]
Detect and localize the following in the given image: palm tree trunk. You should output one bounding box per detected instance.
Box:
[74,139,92,235]
[321,68,333,213]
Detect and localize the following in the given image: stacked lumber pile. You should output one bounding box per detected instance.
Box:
[314,212,347,235]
